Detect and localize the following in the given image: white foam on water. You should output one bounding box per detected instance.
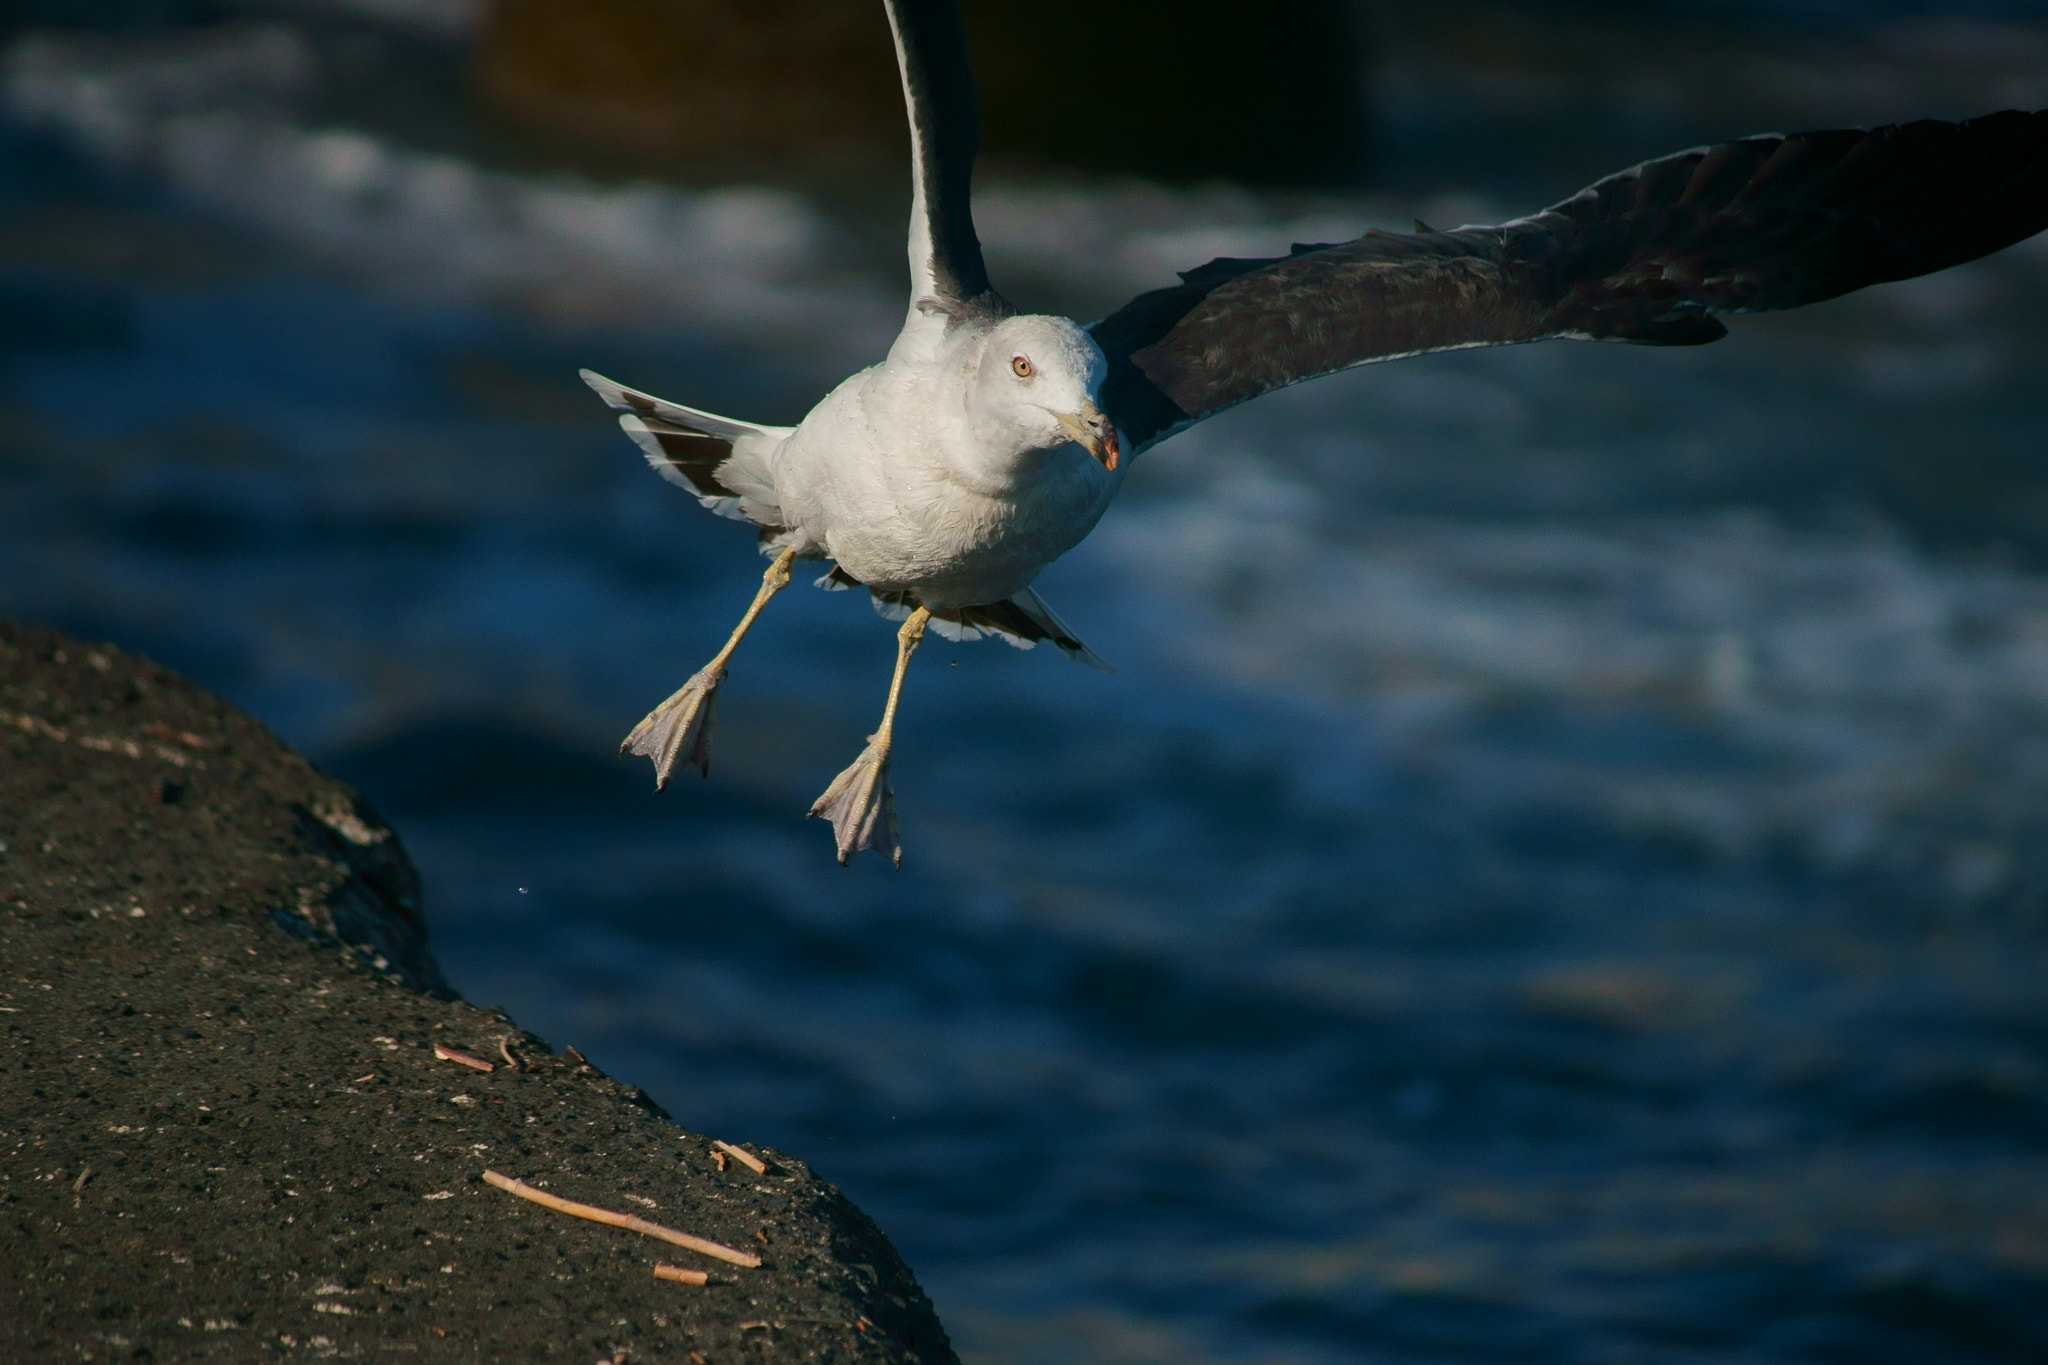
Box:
[0,27,898,369]
[1096,463,2048,876]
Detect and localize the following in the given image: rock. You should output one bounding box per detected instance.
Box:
[471,0,1368,185]
[0,619,957,1364]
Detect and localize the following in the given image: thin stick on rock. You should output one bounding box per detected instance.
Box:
[653,1263,709,1286]
[434,1044,494,1072]
[482,1170,761,1268]
[713,1140,767,1175]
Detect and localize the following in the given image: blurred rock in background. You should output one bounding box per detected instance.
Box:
[469,0,1371,184]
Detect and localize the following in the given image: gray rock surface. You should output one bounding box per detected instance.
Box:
[1,619,958,1364]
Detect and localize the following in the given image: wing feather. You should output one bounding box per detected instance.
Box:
[1093,110,2048,454]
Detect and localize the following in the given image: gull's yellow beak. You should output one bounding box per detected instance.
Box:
[1056,401,1121,472]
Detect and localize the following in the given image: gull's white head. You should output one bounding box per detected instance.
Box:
[960,314,1119,482]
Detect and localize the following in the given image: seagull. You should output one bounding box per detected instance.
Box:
[583,0,2048,867]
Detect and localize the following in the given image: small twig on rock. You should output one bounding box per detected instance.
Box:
[482,1170,761,1268]
[498,1034,523,1070]
[140,721,214,750]
[72,1166,92,1194]
[653,1263,709,1286]
[713,1140,767,1175]
[710,1149,727,1172]
[434,1044,494,1073]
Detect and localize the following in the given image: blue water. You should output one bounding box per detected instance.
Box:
[7,7,2048,1361]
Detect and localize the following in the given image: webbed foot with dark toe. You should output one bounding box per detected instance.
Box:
[808,736,899,866]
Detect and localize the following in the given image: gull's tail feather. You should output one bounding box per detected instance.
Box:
[1003,587,1113,671]
[867,586,1112,672]
[580,369,790,530]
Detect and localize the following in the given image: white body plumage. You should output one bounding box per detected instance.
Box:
[767,310,1124,610]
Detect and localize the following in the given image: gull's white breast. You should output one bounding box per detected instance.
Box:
[770,356,1122,610]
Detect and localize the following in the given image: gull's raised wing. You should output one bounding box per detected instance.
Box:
[884,0,1003,315]
[1092,110,2048,456]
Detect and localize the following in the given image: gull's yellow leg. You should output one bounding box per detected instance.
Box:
[623,546,797,788]
[809,605,931,867]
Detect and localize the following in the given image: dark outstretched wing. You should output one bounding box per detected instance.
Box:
[1092,110,2048,455]
[883,0,1001,312]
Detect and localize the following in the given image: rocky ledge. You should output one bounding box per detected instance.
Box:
[0,620,957,1364]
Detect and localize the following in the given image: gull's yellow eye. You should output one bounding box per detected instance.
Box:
[1011,355,1034,379]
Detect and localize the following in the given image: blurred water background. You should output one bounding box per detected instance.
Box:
[6,1,2048,1359]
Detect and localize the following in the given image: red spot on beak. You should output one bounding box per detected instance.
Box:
[1099,425,1121,472]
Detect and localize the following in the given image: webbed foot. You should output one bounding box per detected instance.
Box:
[622,665,724,789]
[807,736,899,867]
